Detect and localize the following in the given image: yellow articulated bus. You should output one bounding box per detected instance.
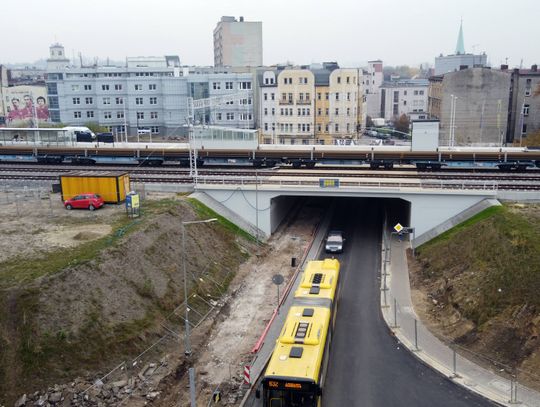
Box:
[259,258,341,407]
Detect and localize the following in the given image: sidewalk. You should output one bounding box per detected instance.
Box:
[381,236,540,407]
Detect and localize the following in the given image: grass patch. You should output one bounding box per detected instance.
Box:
[416,203,540,325]
[0,216,139,289]
[187,198,256,242]
[418,205,504,251]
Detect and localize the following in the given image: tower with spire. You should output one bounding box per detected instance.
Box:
[434,19,488,75]
[455,20,465,55]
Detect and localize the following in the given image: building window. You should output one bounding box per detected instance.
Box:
[404,90,408,95]
[239,81,251,90]
[347,92,351,101]
[317,124,322,132]
[151,126,159,134]
[271,93,275,101]
[335,123,339,132]
[117,111,124,119]
[225,82,233,89]
[297,108,301,116]
[86,111,94,118]
[71,85,80,91]
[403,100,407,105]
[325,108,329,116]
[337,77,341,84]
[149,84,157,90]
[213,82,221,90]
[103,112,111,119]
[102,97,110,105]
[137,112,144,120]
[102,84,109,91]
[325,124,329,132]
[135,84,143,90]
[317,93,321,100]
[264,108,268,116]
[317,108,322,115]
[116,97,123,104]
[346,76,350,84]
[271,108,275,115]
[85,97,93,104]
[335,108,339,115]
[347,107,350,116]
[523,104,530,116]
[114,84,122,90]
[72,97,80,105]
[240,113,252,121]
[226,113,234,120]
[216,113,222,120]
[264,93,268,101]
[84,85,92,91]
[264,123,268,131]
[325,92,329,100]
[414,90,419,95]
[335,93,339,101]
[74,111,81,118]
[239,98,252,105]
[149,112,157,119]
[136,97,143,105]
[419,90,424,95]
[347,123,350,132]
[149,97,157,105]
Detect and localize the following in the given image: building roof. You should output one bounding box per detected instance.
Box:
[381,78,429,88]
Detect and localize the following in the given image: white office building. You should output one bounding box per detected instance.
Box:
[380,79,429,121]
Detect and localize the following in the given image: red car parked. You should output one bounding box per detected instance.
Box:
[64,193,104,211]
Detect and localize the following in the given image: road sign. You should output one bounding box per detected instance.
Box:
[272,274,284,285]
[319,178,340,188]
[394,223,403,233]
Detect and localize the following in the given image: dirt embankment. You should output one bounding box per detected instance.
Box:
[410,203,540,389]
[0,196,249,405]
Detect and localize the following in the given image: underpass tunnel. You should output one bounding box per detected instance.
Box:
[270,195,412,244]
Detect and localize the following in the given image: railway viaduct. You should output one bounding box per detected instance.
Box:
[190,175,511,247]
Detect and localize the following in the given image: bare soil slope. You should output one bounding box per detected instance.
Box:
[0,196,248,405]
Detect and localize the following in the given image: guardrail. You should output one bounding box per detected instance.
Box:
[195,176,499,192]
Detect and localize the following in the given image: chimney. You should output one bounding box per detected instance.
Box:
[532,64,538,72]
[500,64,508,71]
[239,16,244,22]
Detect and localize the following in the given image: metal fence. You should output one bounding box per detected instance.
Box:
[380,227,540,406]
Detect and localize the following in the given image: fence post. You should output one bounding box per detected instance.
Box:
[414,319,419,351]
[450,347,460,379]
[391,298,399,328]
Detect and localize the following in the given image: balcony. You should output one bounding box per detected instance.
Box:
[296,99,311,105]
[279,99,294,105]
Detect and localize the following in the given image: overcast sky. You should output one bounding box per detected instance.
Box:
[2,0,539,68]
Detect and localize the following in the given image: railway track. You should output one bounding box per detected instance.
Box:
[1,164,540,183]
[2,171,540,191]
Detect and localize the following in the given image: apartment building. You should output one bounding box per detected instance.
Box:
[507,65,540,143]
[276,69,315,144]
[46,44,255,137]
[380,79,429,122]
[214,16,263,67]
[258,69,278,143]
[364,60,384,118]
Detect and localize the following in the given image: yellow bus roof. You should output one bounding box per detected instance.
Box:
[295,258,340,301]
[265,305,331,382]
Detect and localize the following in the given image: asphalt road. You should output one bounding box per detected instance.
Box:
[322,198,494,406]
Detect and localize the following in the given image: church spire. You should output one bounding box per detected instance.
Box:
[455,19,465,54]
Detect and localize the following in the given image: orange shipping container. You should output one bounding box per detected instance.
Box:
[60,171,130,203]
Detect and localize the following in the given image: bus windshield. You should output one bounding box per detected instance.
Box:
[267,389,316,407]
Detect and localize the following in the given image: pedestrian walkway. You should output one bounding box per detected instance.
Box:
[380,234,540,407]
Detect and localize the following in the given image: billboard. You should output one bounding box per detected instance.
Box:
[3,85,49,126]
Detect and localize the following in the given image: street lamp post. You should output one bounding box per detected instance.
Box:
[181,218,218,356]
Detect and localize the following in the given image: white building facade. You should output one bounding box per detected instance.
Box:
[380,79,429,122]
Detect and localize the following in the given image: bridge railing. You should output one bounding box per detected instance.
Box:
[195,176,499,192]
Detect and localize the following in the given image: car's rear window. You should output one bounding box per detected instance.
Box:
[93,194,101,198]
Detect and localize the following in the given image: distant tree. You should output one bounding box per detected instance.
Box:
[394,114,410,134]
[366,115,374,128]
[84,122,109,133]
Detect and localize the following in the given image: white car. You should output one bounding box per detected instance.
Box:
[325,230,344,253]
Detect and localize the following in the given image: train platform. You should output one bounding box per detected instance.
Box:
[381,236,540,407]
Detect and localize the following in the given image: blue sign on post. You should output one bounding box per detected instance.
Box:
[319,178,340,188]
